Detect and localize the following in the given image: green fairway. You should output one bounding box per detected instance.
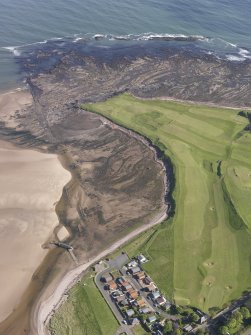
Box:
[49,275,119,335]
[83,94,251,311]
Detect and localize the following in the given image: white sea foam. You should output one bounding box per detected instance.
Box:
[73,37,82,43]
[226,54,245,62]
[3,46,21,56]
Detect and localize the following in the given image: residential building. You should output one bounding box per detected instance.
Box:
[127,260,138,268]
[130,318,140,325]
[135,271,145,280]
[151,291,161,300]
[137,254,147,263]
[101,273,113,283]
[146,283,156,292]
[126,309,135,317]
[129,290,139,299]
[117,277,126,285]
[120,299,129,307]
[147,315,157,323]
[156,296,166,306]
[183,325,193,332]
[140,307,151,314]
[200,316,207,324]
[136,298,146,307]
[107,280,117,291]
[144,276,153,285]
[130,266,141,274]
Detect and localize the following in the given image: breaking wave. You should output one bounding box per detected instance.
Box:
[3,32,251,63]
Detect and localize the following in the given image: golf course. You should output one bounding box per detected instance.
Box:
[83,94,251,312]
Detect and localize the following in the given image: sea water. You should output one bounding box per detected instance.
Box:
[0,0,251,90]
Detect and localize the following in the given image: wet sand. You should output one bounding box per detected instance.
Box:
[0,144,70,322]
[0,91,71,322]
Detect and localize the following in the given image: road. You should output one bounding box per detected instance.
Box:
[32,209,167,335]
[192,292,251,334]
[95,264,134,335]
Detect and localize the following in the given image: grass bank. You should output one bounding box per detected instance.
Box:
[83,94,251,311]
[49,274,119,335]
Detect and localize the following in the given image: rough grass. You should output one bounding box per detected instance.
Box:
[49,275,119,335]
[83,94,251,311]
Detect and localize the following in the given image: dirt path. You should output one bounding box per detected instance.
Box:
[32,209,167,335]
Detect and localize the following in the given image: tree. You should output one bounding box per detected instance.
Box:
[240,306,251,320]
[196,330,209,335]
[208,306,220,317]
[227,316,237,329]
[219,325,229,335]
[190,312,200,323]
[163,320,173,334]
[174,329,182,335]
[233,310,243,324]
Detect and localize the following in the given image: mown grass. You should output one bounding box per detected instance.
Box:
[133,324,149,335]
[119,220,174,300]
[83,94,251,311]
[49,275,119,335]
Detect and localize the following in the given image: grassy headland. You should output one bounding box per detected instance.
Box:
[83,94,251,311]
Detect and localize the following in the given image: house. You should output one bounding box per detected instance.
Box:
[116,294,126,303]
[183,324,193,332]
[140,307,151,314]
[120,299,129,307]
[136,298,146,307]
[127,260,138,268]
[126,309,135,317]
[130,318,140,325]
[117,277,126,285]
[137,254,147,263]
[135,271,145,280]
[129,290,139,299]
[130,266,141,275]
[146,283,157,292]
[147,315,157,323]
[156,296,166,306]
[144,276,154,285]
[200,316,207,324]
[122,284,133,292]
[107,280,117,291]
[151,291,161,300]
[101,273,113,283]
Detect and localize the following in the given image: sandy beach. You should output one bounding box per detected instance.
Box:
[0,91,71,322]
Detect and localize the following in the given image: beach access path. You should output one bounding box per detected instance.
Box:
[33,209,167,335]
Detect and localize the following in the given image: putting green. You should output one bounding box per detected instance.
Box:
[83,94,251,311]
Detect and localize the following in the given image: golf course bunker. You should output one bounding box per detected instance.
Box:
[0,142,70,322]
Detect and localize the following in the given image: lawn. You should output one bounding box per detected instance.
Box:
[133,324,149,335]
[49,274,119,335]
[83,94,251,311]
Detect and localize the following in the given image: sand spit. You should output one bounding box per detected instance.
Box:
[0,144,70,322]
